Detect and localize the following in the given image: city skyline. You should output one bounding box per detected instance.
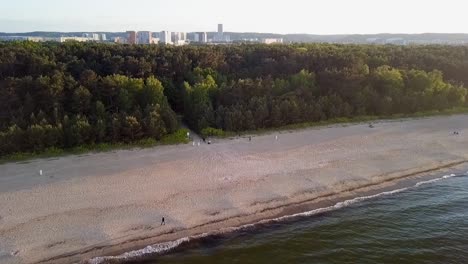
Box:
[1,0,468,34]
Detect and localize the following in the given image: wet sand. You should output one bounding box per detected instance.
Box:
[0,115,467,264]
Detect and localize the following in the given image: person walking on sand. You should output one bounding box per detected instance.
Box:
[161,217,165,225]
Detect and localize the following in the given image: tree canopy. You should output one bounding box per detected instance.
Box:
[1,41,467,156]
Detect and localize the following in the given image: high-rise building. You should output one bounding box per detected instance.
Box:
[195,32,208,43]
[172,32,187,42]
[127,31,137,44]
[215,24,224,42]
[100,34,107,41]
[202,32,208,43]
[215,23,230,42]
[160,31,172,44]
[171,32,187,45]
[137,31,152,44]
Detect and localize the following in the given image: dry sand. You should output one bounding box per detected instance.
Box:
[1,115,468,264]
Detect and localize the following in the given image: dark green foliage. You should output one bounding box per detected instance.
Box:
[1,41,468,156]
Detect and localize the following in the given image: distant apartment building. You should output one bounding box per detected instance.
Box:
[59,37,90,43]
[202,32,207,43]
[113,36,127,44]
[261,38,284,44]
[221,35,231,42]
[127,31,137,44]
[100,34,107,41]
[172,32,187,45]
[172,32,187,42]
[137,31,152,44]
[160,31,172,44]
[194,32,208,43]
[82,33,100,41]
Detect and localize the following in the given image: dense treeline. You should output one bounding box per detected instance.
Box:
[1,41,468,155]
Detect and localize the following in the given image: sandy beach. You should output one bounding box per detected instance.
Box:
[1,115,467,264]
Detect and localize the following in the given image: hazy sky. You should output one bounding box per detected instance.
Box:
[1,0,467,34]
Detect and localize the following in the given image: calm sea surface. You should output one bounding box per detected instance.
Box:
[135,172,468,264]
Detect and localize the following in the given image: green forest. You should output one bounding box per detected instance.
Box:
[1,41,468,157]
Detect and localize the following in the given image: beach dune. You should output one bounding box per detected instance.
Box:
[1,115,467,264]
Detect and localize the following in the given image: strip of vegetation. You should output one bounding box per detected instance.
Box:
[0,129,189,164]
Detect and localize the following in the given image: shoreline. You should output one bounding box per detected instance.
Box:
[1,114,467,264]
[45,160,468,264]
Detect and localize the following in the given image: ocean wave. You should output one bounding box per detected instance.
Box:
[88,172,464,264]
[89,236,192,264]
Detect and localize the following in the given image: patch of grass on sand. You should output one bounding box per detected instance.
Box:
[0,129,190,164]
[201,127,225,138]
[160,129,191,145]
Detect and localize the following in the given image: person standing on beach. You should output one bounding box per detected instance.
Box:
[161,217,165,225]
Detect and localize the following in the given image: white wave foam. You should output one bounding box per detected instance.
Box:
[415,173,460,187]
[89,172,463,263]
[443,173,457,179]
[89,237,189,264]
[88,231,215,264]
[415,178,443,187]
